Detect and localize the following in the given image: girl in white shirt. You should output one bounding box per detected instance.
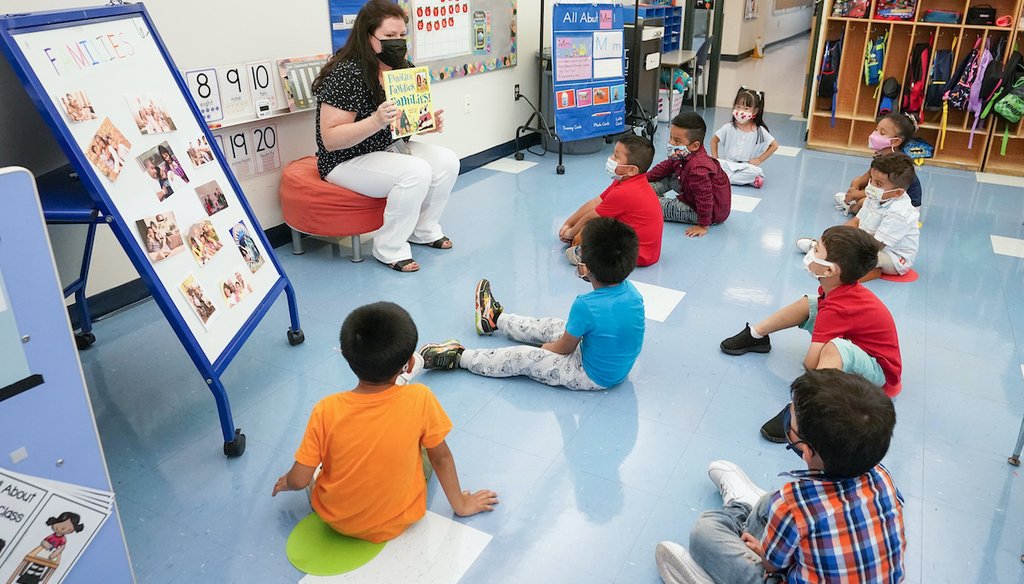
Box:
[710,88,779,188]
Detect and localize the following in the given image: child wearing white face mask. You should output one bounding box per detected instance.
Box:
[799,152,919,281]
[710,88,779,188]
[720,225,903,442]
[835,113,923,215]
[559,135,663,266]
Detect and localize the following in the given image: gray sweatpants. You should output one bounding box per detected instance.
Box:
[459,313,604,391]
[650,176,701,224]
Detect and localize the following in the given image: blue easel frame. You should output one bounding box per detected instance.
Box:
[0,3,305,457]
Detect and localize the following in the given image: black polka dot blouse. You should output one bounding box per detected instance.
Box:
[315,59,393,178]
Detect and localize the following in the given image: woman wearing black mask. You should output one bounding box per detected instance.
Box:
[312,0,458,273]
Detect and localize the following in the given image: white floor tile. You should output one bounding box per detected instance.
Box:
[774,145,802,157]
[482,158,538,174]
[975,172,1024,187]
[991,235,1024,258]
[731,194,762,213]
[299,512,491,583]
[631,280,686,323]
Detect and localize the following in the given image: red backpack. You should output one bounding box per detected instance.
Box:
[901,40,931,121]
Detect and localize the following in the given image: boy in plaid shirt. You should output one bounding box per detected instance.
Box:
[656,369,905,584]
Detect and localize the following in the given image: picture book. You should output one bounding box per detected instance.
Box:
[383,66,436,138]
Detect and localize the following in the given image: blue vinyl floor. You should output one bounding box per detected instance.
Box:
[80,109,1024,583]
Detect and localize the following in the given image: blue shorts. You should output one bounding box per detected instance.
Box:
[798,295,886,387]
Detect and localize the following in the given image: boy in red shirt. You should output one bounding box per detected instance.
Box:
[720,225,902,442]
[647,112,732,238]
[559,134,663,267]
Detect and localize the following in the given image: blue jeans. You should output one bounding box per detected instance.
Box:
[689,494,773,584]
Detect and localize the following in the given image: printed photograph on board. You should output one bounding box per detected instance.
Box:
[136,141,189,201]
[218,266,254,308]
[179,274,218,328]
[59,90,97,122]
[186,220,224,266]
[134,212,185,263]
[85,118,132,182]
[229,220,265,274]
[186,135,216,167]
[124,93,177,134]
[195,180,228,217]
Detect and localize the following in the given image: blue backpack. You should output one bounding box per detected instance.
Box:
[925,49,954,111]
[864,33,887,87]
[818,38,843,127]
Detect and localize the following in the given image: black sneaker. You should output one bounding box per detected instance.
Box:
[720,323,771,355]
[419,340,464,370]
[475,279,503,335]
[760,405,788,443]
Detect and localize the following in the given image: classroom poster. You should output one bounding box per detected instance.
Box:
[552,3,625,141]
[383,66,435,138]
[410,0,473,62]
[329,0,364,53]
[277,54,330,111]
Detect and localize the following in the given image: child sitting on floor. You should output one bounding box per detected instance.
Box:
[710,88,779,189]
[419,218,645,391]
[648,112,732,238]
[799,152,919,281]
[655,369,905,584]
[272,302,497,543]
[559,134,663,267]
[835,112,923,215]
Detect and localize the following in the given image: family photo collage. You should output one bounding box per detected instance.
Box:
[65,89,267,331]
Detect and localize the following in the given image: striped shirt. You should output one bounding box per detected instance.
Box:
[763,465,906,583]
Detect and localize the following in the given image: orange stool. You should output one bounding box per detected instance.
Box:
[279,157,385,262]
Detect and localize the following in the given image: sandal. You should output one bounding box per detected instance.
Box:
[381,258,420,273]
[413,236,453,249]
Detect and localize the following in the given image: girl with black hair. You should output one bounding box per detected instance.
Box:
[835,112,923,215]
[312,0,458,273]
[710,88,779,189]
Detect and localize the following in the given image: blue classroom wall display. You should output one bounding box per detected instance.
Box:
[552,3,625,141]
[329,0,368,53]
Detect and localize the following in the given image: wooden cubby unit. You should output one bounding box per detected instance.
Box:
[807,0,1024,174]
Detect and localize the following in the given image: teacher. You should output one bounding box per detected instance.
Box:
[312,0,459,273]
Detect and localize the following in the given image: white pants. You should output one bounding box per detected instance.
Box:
[459,313,604,391]
[718,159,763,186]
[325,141,460,264]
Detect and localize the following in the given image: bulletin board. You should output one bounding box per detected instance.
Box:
[551,3,626,141]
[1,9,282,365]
[397,0,517,82]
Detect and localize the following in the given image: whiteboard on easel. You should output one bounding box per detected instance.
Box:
[6,13,281,364]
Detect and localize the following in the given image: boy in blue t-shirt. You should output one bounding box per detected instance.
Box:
[418,218,645,391]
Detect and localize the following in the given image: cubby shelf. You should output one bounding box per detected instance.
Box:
[806,0,1023,174]
[624,4,684,54]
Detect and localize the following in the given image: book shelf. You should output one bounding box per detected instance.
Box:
[624,4,684,53]
[982,28,1024,175]
[807,0,1024,173]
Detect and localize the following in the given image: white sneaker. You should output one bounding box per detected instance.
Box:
[397,352,424,385]
[708,460,767,509]
[655,541,714,584]
[795,237,815,254]
[834,192,851,215]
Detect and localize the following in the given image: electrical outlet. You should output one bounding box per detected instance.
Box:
[464,94,471,114]
[514,84,521,100]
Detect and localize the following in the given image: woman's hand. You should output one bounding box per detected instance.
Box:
[433,109,445,133]
[374,100,400,129]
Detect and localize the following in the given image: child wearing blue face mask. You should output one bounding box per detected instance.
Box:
[720,225,903,443]
[710,88,778,189]
[647,112,732,238]
[798,152,919,282]
[559,135,663,266]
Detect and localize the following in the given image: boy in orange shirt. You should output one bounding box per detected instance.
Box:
[272,302,497,542]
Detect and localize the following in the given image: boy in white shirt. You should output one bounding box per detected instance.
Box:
[799,152,919,281]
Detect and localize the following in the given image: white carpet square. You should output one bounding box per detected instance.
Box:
[731,194,762,213]
[991,235,1024,259]
[631,280,686,323]
[482,158,538,174]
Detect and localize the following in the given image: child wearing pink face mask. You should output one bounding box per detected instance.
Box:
[835,113,923,215]
[710,88,778,189]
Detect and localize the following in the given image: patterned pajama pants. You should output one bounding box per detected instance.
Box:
[459,313,604,391]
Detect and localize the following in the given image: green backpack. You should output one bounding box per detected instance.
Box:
[993,76,1024,154]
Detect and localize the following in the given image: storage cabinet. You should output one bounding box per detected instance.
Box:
[807,0,1023,173]
[624,4,684,53]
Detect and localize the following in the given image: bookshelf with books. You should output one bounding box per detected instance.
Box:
[807,0,1024,173]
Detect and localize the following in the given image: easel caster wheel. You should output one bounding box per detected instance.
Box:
[1009,455,1021,466]
[514,152,525,161]
[604,136,613,144]
[556,165,565,175]
[287,329,305,346]
[75,332,96,350]
[224,429,246,457]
